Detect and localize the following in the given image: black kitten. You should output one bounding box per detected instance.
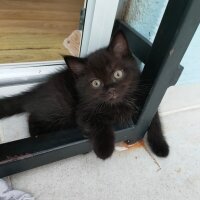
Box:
[0,32,169,159]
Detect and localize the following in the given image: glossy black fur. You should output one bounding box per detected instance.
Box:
[0,32,169,159]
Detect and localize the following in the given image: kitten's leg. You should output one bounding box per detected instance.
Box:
[147,112,169,157]
[90,125,115,160]
[28,114,50,136]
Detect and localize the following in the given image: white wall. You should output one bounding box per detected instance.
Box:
[179,25,200,85]
[121,0,200,85]
[124,0,168,42]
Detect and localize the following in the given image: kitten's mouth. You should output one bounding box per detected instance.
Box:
[106,88,122,103]
[108,93,117,99]
[107,94,120,103]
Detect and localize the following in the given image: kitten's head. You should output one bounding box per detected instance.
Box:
[64,31,140,106]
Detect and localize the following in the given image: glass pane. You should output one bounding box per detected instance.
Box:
[0,0,84,64]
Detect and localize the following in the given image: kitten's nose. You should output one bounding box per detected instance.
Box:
[108,88,117,99]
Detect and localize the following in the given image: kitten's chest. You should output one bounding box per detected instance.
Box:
[106,104,135,124]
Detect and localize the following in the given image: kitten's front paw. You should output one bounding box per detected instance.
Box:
[93,137,115,160]
[94,144,114,160]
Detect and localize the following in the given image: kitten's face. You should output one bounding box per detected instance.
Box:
[65,32,140,106]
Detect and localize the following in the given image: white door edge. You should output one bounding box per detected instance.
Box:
[80,0,119,57]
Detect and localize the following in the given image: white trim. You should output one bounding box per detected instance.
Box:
[80,0,119,57]
[80,0,96,57]
[0,60,65,70]
[0,62,66,87]
[83,0,87,8]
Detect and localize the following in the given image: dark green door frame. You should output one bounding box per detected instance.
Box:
[0,0,199,177]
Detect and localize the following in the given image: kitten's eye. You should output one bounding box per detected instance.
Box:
[91,79,101,88]
[114,70,123,79]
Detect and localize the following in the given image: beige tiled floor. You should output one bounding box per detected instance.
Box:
[0,83,200,200]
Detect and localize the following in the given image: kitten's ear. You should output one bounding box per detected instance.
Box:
[63,55,86,75]
[108,31,130,58]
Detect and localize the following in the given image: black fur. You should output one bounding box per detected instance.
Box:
[148,112,169,157]
[0,32,169,159]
